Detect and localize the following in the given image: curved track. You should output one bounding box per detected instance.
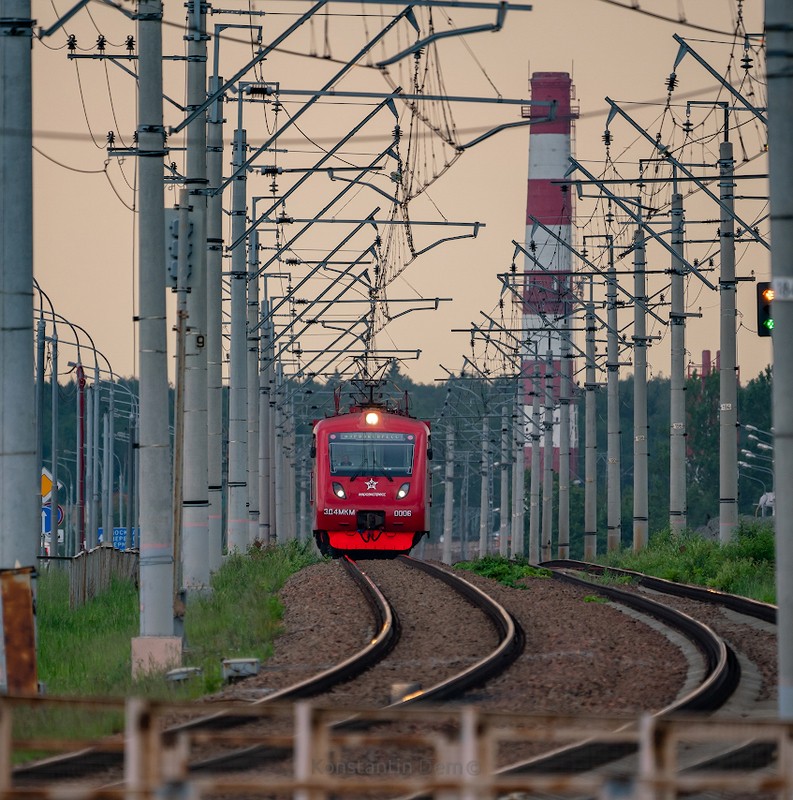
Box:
[497,562,751,778]
[14,555,396,782]
[15,555,523,786]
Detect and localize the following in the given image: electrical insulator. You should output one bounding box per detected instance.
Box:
[529,240,536,253]
[602,129,612,147]
[125,35,135,52]
[682,118,693,135]
[67,34,77,51]
[741,53,753,70]
[96,34,106,52]
[666,72,678,91]
[106,131,115,146]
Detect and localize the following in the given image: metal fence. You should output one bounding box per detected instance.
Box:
[4,700,793,798]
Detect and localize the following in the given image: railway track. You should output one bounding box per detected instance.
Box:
[492,560,774,784]
[14,555,523,787]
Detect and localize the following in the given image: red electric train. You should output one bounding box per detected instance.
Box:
[311,403,431,557]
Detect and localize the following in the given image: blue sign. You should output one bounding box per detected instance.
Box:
[103,527,138,549]
[41,504,64,534]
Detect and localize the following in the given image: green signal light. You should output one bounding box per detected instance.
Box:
[764,319,775,331]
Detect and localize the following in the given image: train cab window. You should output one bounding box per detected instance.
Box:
[329,432,415,477]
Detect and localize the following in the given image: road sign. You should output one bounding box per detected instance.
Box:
[41,504,64,534]
[41,468,52,502]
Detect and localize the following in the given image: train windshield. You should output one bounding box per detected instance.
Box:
[329,432,415,477]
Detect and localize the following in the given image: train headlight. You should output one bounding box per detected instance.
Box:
[397,482,410,499]
[365,411,379,425]
[332,482,347,499]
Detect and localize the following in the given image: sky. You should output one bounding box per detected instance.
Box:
[29,0,769,386]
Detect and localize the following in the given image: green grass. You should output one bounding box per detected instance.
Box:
[19,540,318,757]
[597,520,776,603]
[455,555,553,588]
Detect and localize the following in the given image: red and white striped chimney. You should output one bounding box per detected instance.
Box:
[522,72,577,469]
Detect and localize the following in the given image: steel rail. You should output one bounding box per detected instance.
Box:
[542,558,776,623]
[392,555,524,703]
[13,556,398,781]
[497,566,740,778]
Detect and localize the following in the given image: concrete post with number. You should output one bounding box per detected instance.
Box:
[669,191,688,533]
[206,74,225,571]
[181,0,210,593]
[606,239,622,552]
[227,126,249,552]
[633,226,649,551]
[718,139,739,543]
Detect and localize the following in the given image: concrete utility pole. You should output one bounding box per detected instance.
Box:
[718,137,739,543]
[512,393,525,558]
[0,0,38,571]
[442,424,454,564]
[499,407,510,558]
[583,291,598,560]
[36,318,45,537]
[85,385,94,547]
[181,0,210,592]
[541,352,554,562]
[50,333,60,554]
[132,0,179,673]
[633,225,649,551]
[478,416,489,558]
[669,191,688,533]
[102,412,112,543]
[247,234,260,545]
[606,239,622,552]
[206,73,225,571]
[529,365,541,564]
[767,0,793,719]
[273,364,286,540]
[557,332,571,559]
[227,126,249,552]
[172,191,191,601]
[259,299,273,545]
[91,365,100,546]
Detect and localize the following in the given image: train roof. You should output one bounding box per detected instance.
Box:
[312,408,430,434]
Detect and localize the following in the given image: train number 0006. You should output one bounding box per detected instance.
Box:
[393,509,412,517]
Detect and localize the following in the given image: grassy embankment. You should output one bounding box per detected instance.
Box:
[596,520,776,603]
[21,541,317,749]
[456,519,776,604]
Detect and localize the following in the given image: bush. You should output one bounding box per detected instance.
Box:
[455,555,552,588]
